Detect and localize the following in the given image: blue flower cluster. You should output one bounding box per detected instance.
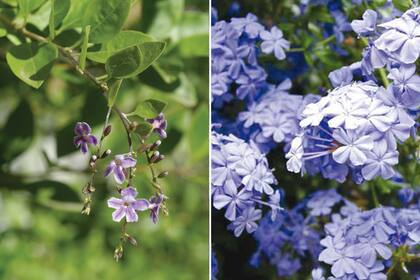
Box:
[212,132,282,236]
[286,8,420,184]
[212,13,289,106]
[318,205,420,279]
[251,189,350,277]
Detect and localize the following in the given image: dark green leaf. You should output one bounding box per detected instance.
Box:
[6,42,58,88]
[0,99,34,163]
[84,0,131,43]
[105,46,142,79]
[87,30,156,63]
[132,99,167,119]
[53,0,70,27]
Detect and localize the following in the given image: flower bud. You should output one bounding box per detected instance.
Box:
[91,155,98,162]
[82,183,95,194]
[103,125,112,137]
[150,151,160,163]
[157,171,168,178]
[114,246,123,262]
[150,140,162,151]
[101,149,111,158]
[125,234,138,246]
[154,154,165,163]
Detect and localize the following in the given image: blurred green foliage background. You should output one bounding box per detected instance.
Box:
[0,0,209,279]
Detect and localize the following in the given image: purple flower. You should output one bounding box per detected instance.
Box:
[311,268,325,280]
[213,185,253,221]
[307,190,342,216]
[107,186,149,223]
[104,154,137,184]
[73,122,98,154]
[351,9,377,37]
[328,66,353,87]
[260,26,290,60]
[230,13,264,39]
[149,194,165,224]
[148,113,167,138]
[388,65,420,108]
[229,207,262,237]
[375,12,420,64]
[361,139,398,180]
[332,129,374,166]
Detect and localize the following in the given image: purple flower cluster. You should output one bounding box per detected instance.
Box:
[107,186,166,224]
[319,205,420,279]
[212,132,282,236]
[286,81,416,183]
[251,189,347,277]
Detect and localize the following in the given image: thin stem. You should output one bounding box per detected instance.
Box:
[317,35,336,46]
[378,68,390,87]
[287,47,305,52]
[370,182,379,207]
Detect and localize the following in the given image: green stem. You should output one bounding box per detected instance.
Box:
[287,47,305,52]
[378,68,390,87]
[317,35,336,46]
[370,182,379,207]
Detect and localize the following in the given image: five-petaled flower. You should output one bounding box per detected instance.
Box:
[148,113,168,138]
[74,122,98,154]
[107,186,150,223]
[104,154,137,184]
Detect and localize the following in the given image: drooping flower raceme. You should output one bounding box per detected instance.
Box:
[107,186,150,223]
[212,132,282,236]
[104,154,137,184]
[73,122,98,154]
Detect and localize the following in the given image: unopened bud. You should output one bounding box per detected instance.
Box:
[91,155,98,162]
[150,140,161,151]
[154,154,165,163]
[103,125,112,137]
[101,149,111,158]
[82,183,95,194]
[157,171,168,178]
[125,234,138,246]
[114,246,123,262]
[150,151,160,163]
[89,161,96,169]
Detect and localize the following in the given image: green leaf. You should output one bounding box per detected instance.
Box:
[84,0,131,43]
[87,30,156,63]
[137,41,166,74]
[135,120,153,138]
[107,79,123,107]
[59,0,90,31]
[188,105,208,162]
[105,46,142,79]
[178,33,208,57]
[53,0,70,27]
[48,0,55,39]
[6,42,58,88]
[142,0,184,38]
[131,99,167,119]
[17,0,45,17]
[392,0,412,11]
[0,99,34,163]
